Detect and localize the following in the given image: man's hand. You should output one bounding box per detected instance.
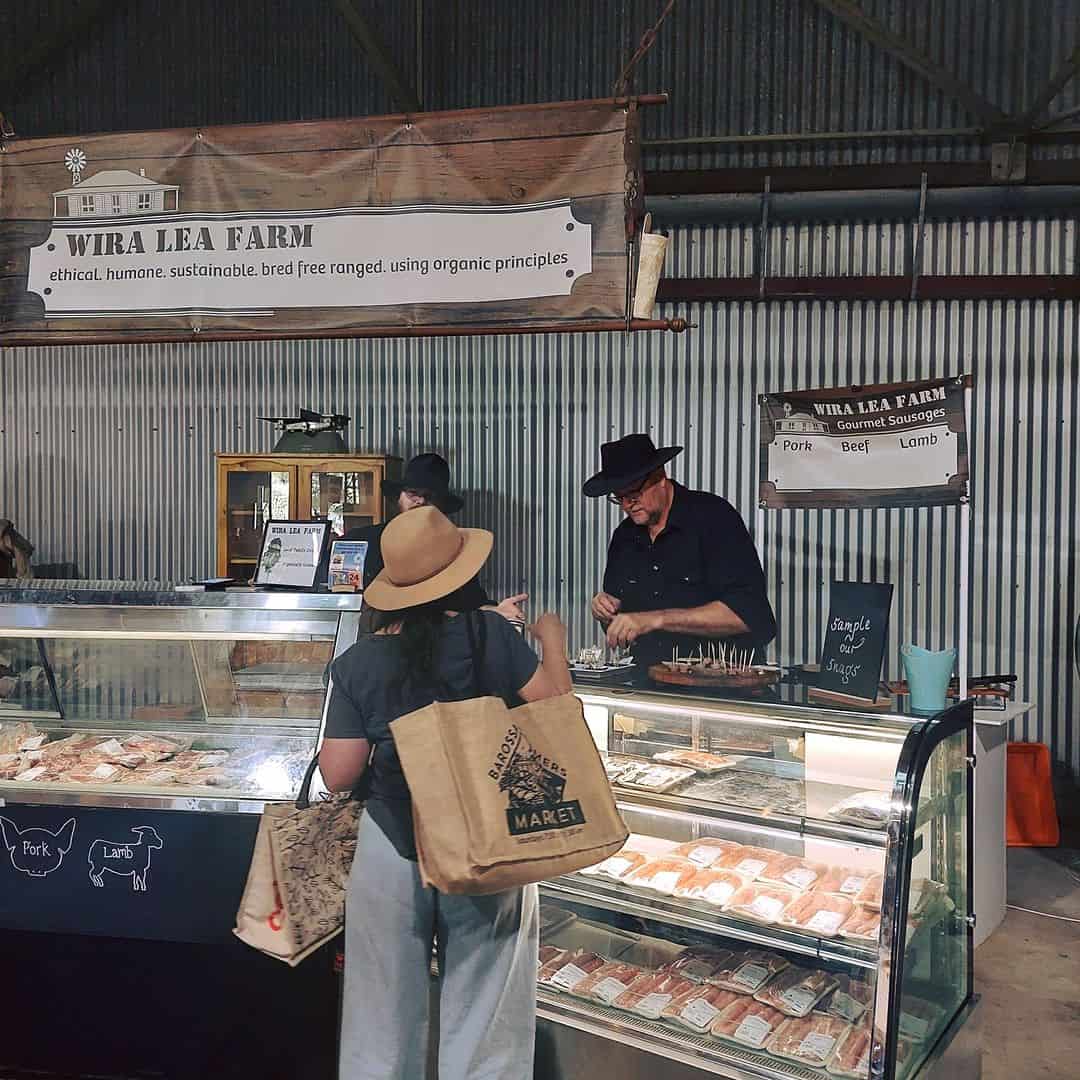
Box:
[591,591,622,624]
[606,611,660,649]
[528,612,567,645]
[492,593,528,623]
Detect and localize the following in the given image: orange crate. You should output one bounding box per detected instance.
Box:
[1006,742,1060,847]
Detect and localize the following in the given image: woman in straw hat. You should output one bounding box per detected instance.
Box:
[320,506,571,1080]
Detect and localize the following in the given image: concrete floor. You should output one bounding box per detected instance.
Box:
[977,847,1080,1080]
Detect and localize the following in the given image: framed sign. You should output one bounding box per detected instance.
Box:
[759,376,969,509]
[814,581,894,704]
[327,539,369,591]
[253,521,330,590]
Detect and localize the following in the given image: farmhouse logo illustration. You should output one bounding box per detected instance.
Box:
[52,147,181,221]
[88,825,164,892]
[0,816,77,877]
[488,726,585,837]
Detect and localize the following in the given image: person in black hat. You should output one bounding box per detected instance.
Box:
[343,453,528,622]
[584,434,775,668]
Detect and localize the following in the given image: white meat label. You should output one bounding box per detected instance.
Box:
[899,1012,930,1040]
[19,735,47,751]
[680,997,721,1029]
[689,845,721,866]
[91,764,118,779]
[798,1031,839,1063]
[549,964,589,992]
[602,857,633,878]
[634,992,673,1018]
[94,739,126,755]
[736,857,768,877]
[841,874,868,894]
[807,909,846,936]
[749,894,785,921]
[733,1014,773,1048]
[593,977,633,1005]
[779,986,818,1015]
[830,990,866,1022]
[702,880,737,906]
[783,866,819,890]
[650,870,682,894]
[678,959,718,981]
[731,962,769,991]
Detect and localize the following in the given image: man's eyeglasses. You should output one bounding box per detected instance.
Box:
[607,472,662,506]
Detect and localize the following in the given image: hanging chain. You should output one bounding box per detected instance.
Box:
[613,0,679,98]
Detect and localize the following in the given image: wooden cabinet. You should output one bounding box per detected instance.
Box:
[215,453,401,580]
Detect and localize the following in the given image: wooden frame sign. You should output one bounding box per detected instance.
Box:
[759,376,969,509]
[253,521,330,591]
[0,98,669,345]
[811,581,895,707]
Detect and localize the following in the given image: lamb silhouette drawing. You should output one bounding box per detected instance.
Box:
[88,825,164,891]
[0,816,76,877]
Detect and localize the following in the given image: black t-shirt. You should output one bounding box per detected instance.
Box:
[324,611,539,859]
[602,482,776,668]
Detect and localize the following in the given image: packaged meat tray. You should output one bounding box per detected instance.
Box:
[539,905,577,939]
[768,1014,852,1068]
[817,866,880,899]
[669,836,742,867]
[826,1024,873,1078]
[725,882,800,925]
[661,984,742,1033]
[780,891,855,938]
[840,907,881,943]
[537,950,608,993]
[710,950,789,994]
[826,790,893,828]
[615,761,695,792]
[624,857,699,896]
[854,873,884,907]
[658,947,734,984]
[612,971,698,1020]
[538,945,565,972]
[754,965,839,1018]
[652,749,740,774]
[578,848,650,882]
[819,974,874,1024]
[672,868,745,909]
[570,960,648,1006]
[758,855,828,893]
[711,997,787,1049]
[713,845,779,881]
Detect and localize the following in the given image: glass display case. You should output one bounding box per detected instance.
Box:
[0,582,364,809]
[537,686,975,1080]
[215,453,400,580]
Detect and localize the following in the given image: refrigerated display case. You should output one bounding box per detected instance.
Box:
[537,686,976,1080]
[0,581,363,943]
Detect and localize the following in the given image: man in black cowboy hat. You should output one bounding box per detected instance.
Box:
[344,453,527,621]
[584,434,775,669]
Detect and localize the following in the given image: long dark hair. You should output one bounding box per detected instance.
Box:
[371,577,486,691]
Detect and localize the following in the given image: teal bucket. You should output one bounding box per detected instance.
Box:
[901,644,957,714]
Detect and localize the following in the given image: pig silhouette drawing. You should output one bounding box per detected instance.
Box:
[88,825,163,891]
[0,816,77,877]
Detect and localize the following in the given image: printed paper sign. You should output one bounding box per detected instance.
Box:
[255,521,329,589]
[759,376,969,508]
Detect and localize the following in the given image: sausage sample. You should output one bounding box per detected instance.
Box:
[725,882,800,925]
[754,965,839,1018]
[780,891,856,938]
[670,836,743,867]
[710,950,790,994]
[768,1014,852,1067]
[612,971,699,1020]
[672,868,746,908]
[661,984,742,1033]
[711,997,788,1049]
[571,961,649,1006]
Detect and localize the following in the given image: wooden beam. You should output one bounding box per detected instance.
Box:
[810,0,1008,128]
[1016,44,1080,130]
[331,0,421,113]
[0,0,123,112]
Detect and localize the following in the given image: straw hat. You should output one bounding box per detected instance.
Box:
[363,505,493,611]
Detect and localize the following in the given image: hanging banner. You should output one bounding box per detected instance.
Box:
[0,98,643,344]
[759,375,969,508]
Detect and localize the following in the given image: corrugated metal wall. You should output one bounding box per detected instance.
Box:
[2,218,1078,773]
[6,0,1080,167]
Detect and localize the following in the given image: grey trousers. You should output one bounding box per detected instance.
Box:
[340,812,539,1080]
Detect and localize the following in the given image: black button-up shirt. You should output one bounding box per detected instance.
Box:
[602,482,776,668]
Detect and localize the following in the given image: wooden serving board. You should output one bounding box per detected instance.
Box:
[648,664,781,694]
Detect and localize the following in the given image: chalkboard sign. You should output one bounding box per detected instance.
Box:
[816,581,894,702]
